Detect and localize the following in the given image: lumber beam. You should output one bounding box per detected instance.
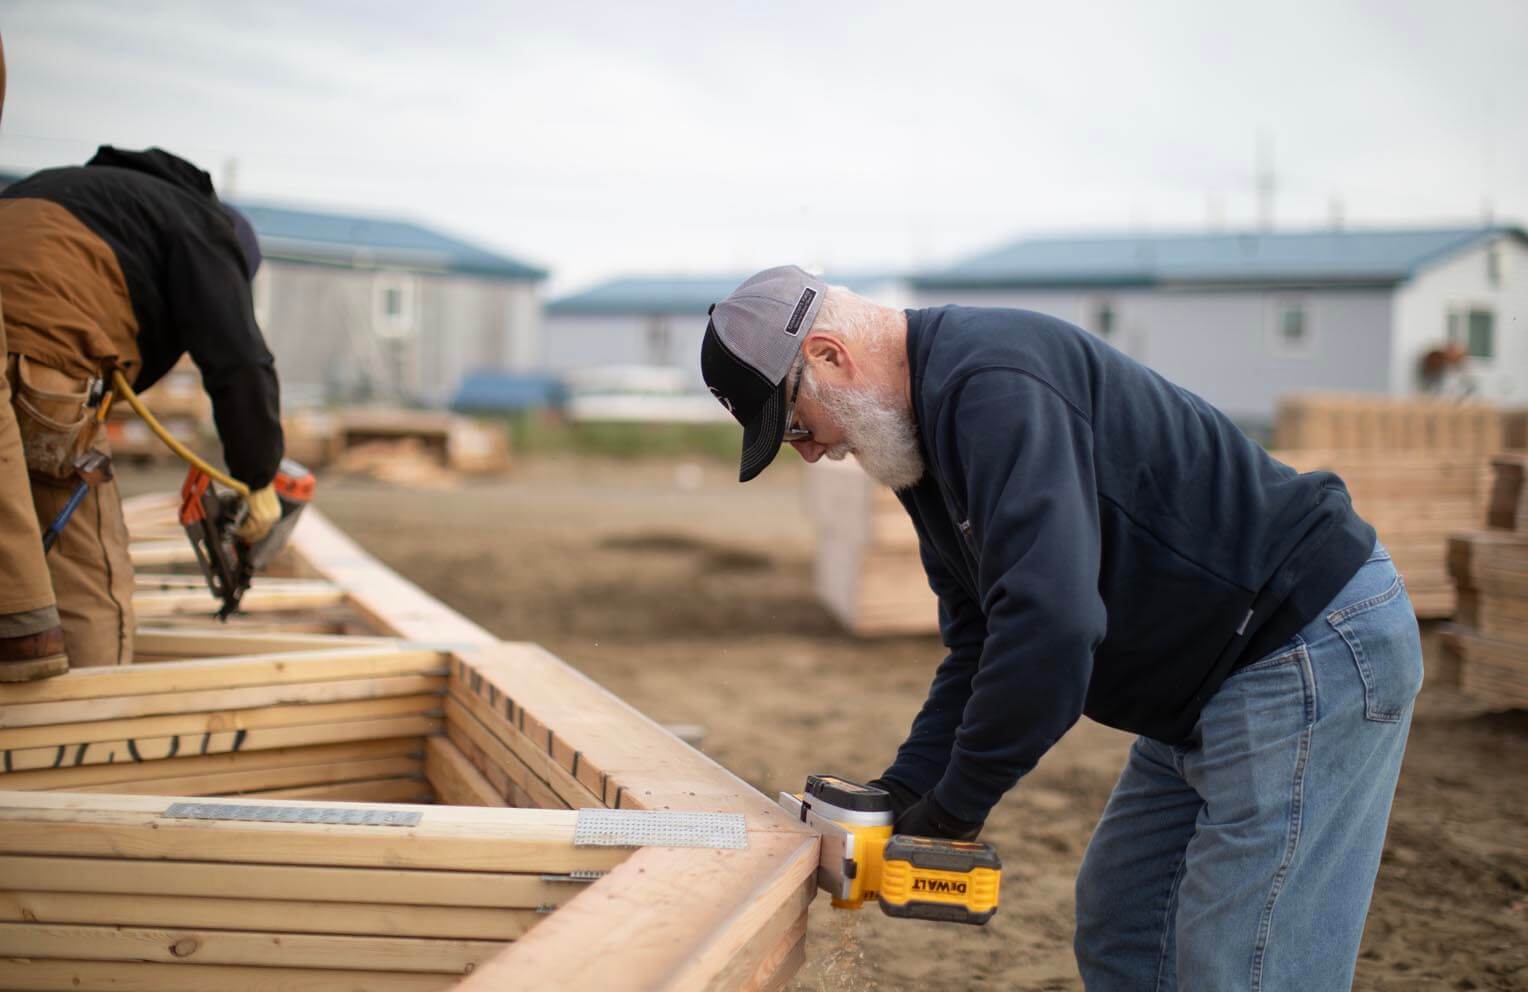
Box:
[425,736,507,808]
[0,792,628,874]
[134,627,394,658]
[0,673,445,730]
[0,959,451,991]
[133,580,346,617]
[69,754,424,797]
[452,645,808,828]
[0,921,500,974]
[0,854,594,909]
[0,646,448,705]
[288,512,498,646]
[251,776,434,803]
[0,693,443,752]
[0,738,423,792]
[1,714,443,773]
[456,834,817,991]
[0,890,539,941]
[444,703,570,810]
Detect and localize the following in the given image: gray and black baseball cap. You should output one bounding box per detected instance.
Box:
[701,266,828,482]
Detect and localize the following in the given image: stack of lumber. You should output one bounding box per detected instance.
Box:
[1272,449,1492,618]
[0,792,626,990]
[1275,392,1507,453]
[1443,455,1528,707]
[803,457,936,636]
[805,447,1490,635]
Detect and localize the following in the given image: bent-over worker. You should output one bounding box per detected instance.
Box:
[701,266,1422,990]
[0,146,283,680]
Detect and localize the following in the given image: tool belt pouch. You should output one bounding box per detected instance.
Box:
[8,355,97,481]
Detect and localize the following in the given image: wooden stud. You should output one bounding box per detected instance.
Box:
[251,776,434,804]
[425,736,507,808]
[0,921,502,974]
[0,674,446,730]
[69,754,425,797]
[0,738,422,792]
[0,854,593,909]
[0,716,442,773]
[0,959,452,991]
[0,693,443,751]
[0,647,447,705]
[0,791,629,874]
[0,890,540,941]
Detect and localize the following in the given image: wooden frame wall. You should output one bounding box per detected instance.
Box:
[0,501,818,991]
[291,511,820,991]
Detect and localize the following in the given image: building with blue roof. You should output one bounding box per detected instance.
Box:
[233,202,546,407]
[908,225,1528,427]
[544,271,906,409]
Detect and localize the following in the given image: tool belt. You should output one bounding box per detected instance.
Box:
[5,354,107,486]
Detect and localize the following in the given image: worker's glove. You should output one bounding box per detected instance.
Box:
[234,483,281,544]
[894,793,983,841]
[868,776,921,822]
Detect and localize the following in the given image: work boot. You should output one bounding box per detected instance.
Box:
[0,625,69,681]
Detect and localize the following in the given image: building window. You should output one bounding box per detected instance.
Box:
[1448,306,1495,359]
[373,273,417,339]
[1091,300,1116,339]
[1486,245,1503,287]
[1268,298,1312,357]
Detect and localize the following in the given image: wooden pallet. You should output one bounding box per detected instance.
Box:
[805,449,1480,636]
[1274,393,1508,454]
[0,499,817,991]
[803,457,935,636]
[1274,449,1492,619]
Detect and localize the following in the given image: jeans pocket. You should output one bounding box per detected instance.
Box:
[1326,573,1424,723]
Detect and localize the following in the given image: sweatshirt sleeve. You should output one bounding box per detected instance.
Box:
[160,213,284,490]
[880,535,989,795]
[927,369,1107,824]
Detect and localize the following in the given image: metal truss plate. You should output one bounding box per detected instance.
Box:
[573,808,747,850]
[162,802,422,827]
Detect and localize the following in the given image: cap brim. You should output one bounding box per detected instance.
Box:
[737,377,790,482]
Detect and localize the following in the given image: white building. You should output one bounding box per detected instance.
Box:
[909,226,1528,431]
[544,272,907,393]
[239,204,546,408]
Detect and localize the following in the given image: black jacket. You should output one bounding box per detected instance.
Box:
[0,147,282,488]
[881,305,1375,824]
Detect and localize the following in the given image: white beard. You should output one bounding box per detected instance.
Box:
[804,368,925,491]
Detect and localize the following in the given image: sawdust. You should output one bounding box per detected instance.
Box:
[812,913,879,992]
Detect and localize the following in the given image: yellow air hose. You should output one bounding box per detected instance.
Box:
[110,369,250,498]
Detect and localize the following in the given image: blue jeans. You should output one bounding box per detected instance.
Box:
[1075,545,1423,991]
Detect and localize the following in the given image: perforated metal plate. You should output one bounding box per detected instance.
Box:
[163,802,421,827]
[573,809,747,850]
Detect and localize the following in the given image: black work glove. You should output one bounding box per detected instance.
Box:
[867,776,921,821]
[894,792,984,841]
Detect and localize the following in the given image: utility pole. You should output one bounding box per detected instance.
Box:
[1255,132,1276,232]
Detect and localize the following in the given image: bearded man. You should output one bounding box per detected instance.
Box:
[700,266,1423,990]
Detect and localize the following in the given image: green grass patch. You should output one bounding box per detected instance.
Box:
[504,414,743,461]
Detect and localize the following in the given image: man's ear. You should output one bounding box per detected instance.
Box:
[803,331,852,375]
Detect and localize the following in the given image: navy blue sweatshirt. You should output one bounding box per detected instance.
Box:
[882,306,1375,825]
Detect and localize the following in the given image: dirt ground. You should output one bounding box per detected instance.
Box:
[139,453,1527,990]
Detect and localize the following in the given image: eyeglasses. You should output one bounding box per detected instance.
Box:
[782,363,811,443]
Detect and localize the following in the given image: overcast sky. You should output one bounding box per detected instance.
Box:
[2,0,1523,293]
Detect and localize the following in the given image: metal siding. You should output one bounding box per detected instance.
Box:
[905,286,1393,424]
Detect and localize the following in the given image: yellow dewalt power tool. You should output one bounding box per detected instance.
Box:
[777,774,1002,926]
